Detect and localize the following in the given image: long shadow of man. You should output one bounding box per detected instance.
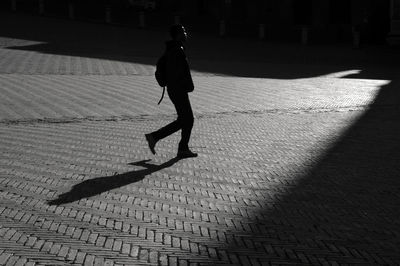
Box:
[48,157,181,205]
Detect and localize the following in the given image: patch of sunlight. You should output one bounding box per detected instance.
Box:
[319,69,362,78]
[0,37,45,48]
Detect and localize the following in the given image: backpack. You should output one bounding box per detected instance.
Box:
[155,54,167,87]
[155,54,167,104]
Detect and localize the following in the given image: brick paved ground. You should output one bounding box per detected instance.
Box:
[1,12,400,266]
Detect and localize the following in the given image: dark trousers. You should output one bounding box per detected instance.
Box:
[152,90,194,150]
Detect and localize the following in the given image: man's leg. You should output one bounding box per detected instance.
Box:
[175,94,194,151]
[146,117,183,154]
[145,92,196,157]
[145,92,184,154]
[151,120,181,141]
[172,94,197,158]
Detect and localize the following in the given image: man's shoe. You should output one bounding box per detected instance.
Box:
[177,149,198,158]
[145,134,156,154]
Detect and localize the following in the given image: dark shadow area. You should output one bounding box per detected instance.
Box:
[48,157,181,205]
[1,12,399,80]
[224,75,400,263]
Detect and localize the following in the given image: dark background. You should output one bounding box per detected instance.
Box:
[0,0,392,44]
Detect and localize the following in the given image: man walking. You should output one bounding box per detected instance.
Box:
[145,25,197,159]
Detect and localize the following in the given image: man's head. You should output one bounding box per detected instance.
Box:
[170,24,187,42]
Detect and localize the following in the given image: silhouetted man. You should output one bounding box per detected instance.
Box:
[145,25,197,158]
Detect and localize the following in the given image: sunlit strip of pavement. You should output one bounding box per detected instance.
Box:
[0,73,389,123]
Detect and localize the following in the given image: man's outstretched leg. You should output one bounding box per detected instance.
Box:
[145,119,181,155]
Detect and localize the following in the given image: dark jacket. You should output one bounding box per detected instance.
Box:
[165,40,194,93]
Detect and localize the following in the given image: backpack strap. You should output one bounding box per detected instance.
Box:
[157,86,166,105]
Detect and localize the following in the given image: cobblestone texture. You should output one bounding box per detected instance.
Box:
[1,12,400,266]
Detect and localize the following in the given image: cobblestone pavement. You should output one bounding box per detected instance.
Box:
[1,12,400,266]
